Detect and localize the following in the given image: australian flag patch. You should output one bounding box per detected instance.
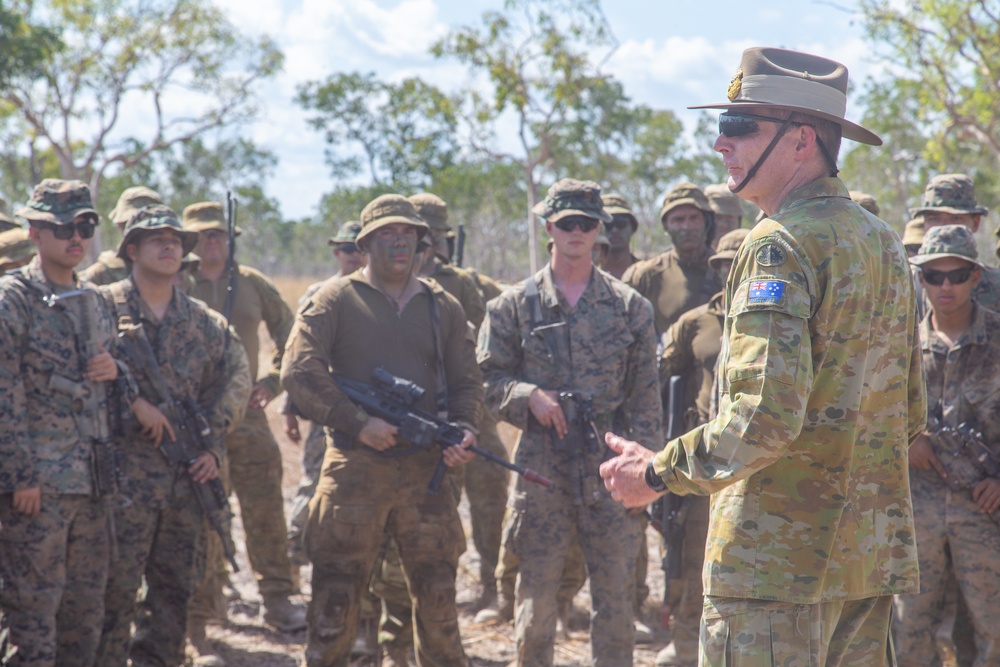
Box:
[748,280,786,305]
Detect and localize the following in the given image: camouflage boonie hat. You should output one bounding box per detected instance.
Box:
[709,228,750,268]
[117,204,200,259]
[659,182,713,222]
[182,201,243,236]
[532,179,612,224]
[16,179,98,225]
[703,184,744,218]
[355,194,429,248]
[910,224,984,269]
[910,174,988,218]
[601,193,638,231]
[849,191,880,217]
[0,197,18,232]
[108,186,163,225]
[409,193,450,233]
[328,221,363,246]
[0,228,35,267]
[902,218,925,247]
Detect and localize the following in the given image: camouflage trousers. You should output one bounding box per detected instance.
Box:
[225,407,295,597]
[305,447,468,667]
[508,486,641,667]
[701,596,895,666]
[0,494,108,667]
[96,489,203,667]
[287,421,327,567]
[894,475,1000,667]
[661,494,711,663]
[459,413,509,587]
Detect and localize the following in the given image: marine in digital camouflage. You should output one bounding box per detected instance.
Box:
[651,177,925,604]
[478,247,663,665]
[894,225,1000,666]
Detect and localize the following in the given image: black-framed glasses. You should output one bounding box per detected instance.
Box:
[719,111,806,138]
[921,267,975,286]
[553,216,600,233]
[36,219,97,240]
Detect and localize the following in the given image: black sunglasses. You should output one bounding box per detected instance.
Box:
[921,267,975,286]
[718,112,806,138]
[36,219,97,240]
[336,243,359,254]
[604,217,632,231]
[553,216,600,233]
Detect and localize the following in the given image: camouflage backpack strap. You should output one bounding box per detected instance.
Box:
[522,274,543,329]
[419,278,449,420]
[108,280,136,332]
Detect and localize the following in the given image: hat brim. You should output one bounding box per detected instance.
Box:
[909,205,988,218]
[117,225,200,260]
[708,250,740,267]
[541,208,613,224]
[687,101,882,146]
[183,220,243,236]
[16,206,99,225]
[355,217,429,248]
[660,198,713,223]
[909,253,985,269]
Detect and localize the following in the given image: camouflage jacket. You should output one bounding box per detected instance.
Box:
[660,291,726,427]
[188,263,293,398]
[623,245,720,335]
[101,278,237,505]
[0,258,129,494]
[478,265,662,497]
[652,177,925,603]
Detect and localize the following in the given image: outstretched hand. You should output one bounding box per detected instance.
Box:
[599,432,664,508]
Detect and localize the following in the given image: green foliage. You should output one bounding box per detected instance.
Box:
[0,7,61,86]
[296,73,460,189]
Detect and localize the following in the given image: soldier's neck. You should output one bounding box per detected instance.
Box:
[37,258,76,288]
[198,259,226,282]
[550,254,593,308]
[930,302,974,348]
[604,247,633,280]
[131,269,174,321]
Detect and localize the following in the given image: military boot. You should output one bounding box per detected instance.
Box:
[187,618,226,667]
[473,580,513,624]
[261,594,307,632]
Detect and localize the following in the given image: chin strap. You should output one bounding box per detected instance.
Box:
[731,119,794,194]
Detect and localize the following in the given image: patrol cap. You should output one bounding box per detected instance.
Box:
[910,174,988,218]
[16,179,99,226]
[0,228,35,267]
[909,224,984,269]
[689,46,881,146]
[328,221,363,246]
[708,228,750,269]
[703,184,744,218]
[532,179,612,224]
[117,204,200,259]
[108,186,163,225]
[409,193,450,233]
[601,193,638,231]
[0,197,18,232]
[849,191,880,217]
[901,218,925,248]
[182,201,243,237]
[355,194,429,248]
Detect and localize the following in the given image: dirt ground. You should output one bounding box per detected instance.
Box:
[198,281,673,666]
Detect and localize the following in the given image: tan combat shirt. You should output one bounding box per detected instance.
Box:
[660,291,726,427]
[623,245,721,335]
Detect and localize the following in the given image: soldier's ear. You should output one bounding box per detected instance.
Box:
[969,215,982,233]
[126,242,139,263]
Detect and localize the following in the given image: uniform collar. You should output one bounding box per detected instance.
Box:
[773,177,850,218]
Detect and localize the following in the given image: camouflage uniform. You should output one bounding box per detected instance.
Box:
[281,194,481,666]
[0,228,35,272]
[655,229,749,666]
[622,183,721,337]
[651,177,925,661]
[478,180,662,666]
[93,206,239,667]
[182,202,299,611]
[0,196,18,232]
[894,225,1000,667]
[0,180,123,667]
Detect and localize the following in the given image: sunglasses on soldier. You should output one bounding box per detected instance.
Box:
[336,243,359,254]
[34,219,97,240]
[718,111,807,138]
[553,216,600,233]
[921,267,975,286]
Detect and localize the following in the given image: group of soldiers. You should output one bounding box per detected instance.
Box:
[2,43,1000,667]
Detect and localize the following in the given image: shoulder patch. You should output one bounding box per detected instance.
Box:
[748,280,786,305]
[755,243,786,267]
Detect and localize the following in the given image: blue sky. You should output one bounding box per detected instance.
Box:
[209,0,882,219]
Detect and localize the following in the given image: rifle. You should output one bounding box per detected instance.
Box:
[454,224,466,267]
[45,288,125,560]
[927,417,1000,525]
[117,322,240,571]
[649,375,690,628]
[333,367,553,493]
[223,191,238,324]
